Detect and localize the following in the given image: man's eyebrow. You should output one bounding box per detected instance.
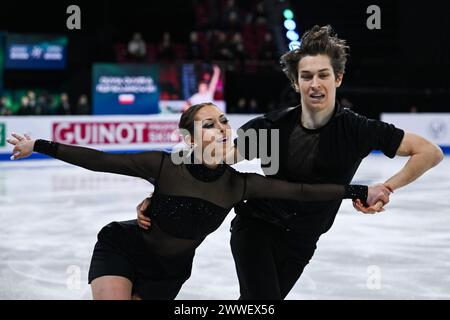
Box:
[300,68,331,73]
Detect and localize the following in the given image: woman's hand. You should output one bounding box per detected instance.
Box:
[6,133,35,160]
[353,199,385,214]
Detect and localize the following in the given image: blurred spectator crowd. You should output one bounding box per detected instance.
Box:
[0,90,90,116]
[0,0,281,116]
[119,0,278,71]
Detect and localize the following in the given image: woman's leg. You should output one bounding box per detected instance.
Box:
[91,275,133,300]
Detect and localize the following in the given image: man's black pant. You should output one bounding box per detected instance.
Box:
[230,215,318,300]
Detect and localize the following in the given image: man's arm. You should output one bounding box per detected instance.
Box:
[384,132,443,191]
[353,132,443,213]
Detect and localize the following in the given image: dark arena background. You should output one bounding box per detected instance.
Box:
[0,0,449,310]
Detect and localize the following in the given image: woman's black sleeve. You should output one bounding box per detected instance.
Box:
[242,172,367,202]
[33,139,164,181]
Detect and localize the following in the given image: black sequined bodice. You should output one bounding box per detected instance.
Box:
[147,161,229,240]
[148,193,229,240]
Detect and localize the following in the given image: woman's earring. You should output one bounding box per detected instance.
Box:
[186,143,196,157]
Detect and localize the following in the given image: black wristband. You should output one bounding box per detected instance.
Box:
[33,139,59,157]
[344,184,368,203]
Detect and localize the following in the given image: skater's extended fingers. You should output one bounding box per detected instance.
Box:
[11,147,22,160]
[355,199,367,210]
[353,200,372,213]
[137,212,151,229]
[138,209,151,222]
[352,200,362,212]
[24,133,32,141]
[372,200,384,211]
[140,197,152,212]
[140,220,151,227]
[363,202,385,214]
[136,199,145,212]
[354,199,376,214]
[137,219,149,229]
[138,219,150,227]
[11,133,24,141]
[6,138,18,145]
[378,192,390,205]
[358,198,382,213]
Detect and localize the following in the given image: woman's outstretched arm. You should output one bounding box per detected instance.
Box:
[7,133,164,181]
[241,172,391,209]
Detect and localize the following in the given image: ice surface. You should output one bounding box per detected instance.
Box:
[0,154,449,299]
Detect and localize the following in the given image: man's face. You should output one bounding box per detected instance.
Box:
[296,54,343,112]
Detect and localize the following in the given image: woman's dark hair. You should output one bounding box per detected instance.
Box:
[178,102,215,138]
[280,25,350,90]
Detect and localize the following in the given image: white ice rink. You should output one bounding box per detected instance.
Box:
[0,154,449,300]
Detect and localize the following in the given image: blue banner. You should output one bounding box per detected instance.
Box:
[5,34,67,70]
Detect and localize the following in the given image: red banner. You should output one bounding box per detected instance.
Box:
[52,121,181,145]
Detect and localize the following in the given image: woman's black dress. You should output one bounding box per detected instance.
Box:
[33,140,366,299]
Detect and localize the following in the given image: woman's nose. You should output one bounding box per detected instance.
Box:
[217,123,226,133]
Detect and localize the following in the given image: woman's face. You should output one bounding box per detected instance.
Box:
[296,54,343,112]
[190,104,233,162]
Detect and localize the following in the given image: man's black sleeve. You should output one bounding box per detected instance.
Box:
[233,115,273,161]
[353,114,405,158]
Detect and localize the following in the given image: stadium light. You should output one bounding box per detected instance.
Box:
[284,19,296,30]
[282,7,300,50]
[286,30,299,41]
[283,9,294,20]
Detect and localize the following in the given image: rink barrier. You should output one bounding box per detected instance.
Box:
[1,146,449,162]
[1,113,450,161]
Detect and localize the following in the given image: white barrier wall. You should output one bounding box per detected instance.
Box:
[0,114,259,159]
[381,113,450,147]
[2,113,448,160]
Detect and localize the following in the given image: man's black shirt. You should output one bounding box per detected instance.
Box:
[234,103,404,237]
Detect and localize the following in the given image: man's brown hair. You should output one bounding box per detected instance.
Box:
[280,25,350,89]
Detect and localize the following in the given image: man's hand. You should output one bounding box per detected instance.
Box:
[367,183,391,207]
[354,183,392,214]
[137,194,152,229]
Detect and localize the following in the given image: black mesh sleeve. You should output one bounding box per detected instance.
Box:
[33,139,164,181]
[242,172,367,202]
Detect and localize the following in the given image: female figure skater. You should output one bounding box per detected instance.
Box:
[7,103,390,300]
